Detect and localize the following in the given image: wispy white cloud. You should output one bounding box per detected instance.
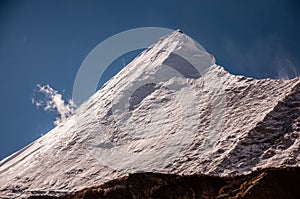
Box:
[32,84,76,125]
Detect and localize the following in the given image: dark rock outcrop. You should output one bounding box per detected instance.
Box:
[28,167,300,199]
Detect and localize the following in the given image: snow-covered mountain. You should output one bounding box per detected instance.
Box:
[0,30,299,198]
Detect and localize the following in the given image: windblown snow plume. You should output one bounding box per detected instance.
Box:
[33,84,76,125]
[276,58,298,80]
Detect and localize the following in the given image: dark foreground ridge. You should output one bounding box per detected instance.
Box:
[28,167,300,199]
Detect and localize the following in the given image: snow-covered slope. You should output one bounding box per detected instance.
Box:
[0,30,300,198]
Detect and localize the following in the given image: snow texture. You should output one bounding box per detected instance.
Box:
[0,30,299,198]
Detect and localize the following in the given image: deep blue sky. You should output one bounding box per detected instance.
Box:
[0,0,299,160]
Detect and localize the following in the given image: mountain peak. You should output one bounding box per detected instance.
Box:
[122,29,215,81]
[176,29,184,33]
[1,30,300,198]
[150,29,206,53]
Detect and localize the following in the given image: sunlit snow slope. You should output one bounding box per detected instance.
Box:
[0,30,300,198]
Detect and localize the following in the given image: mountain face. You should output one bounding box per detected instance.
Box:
[0,30,300,198]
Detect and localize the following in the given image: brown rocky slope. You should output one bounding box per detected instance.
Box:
[28,167,300,199]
